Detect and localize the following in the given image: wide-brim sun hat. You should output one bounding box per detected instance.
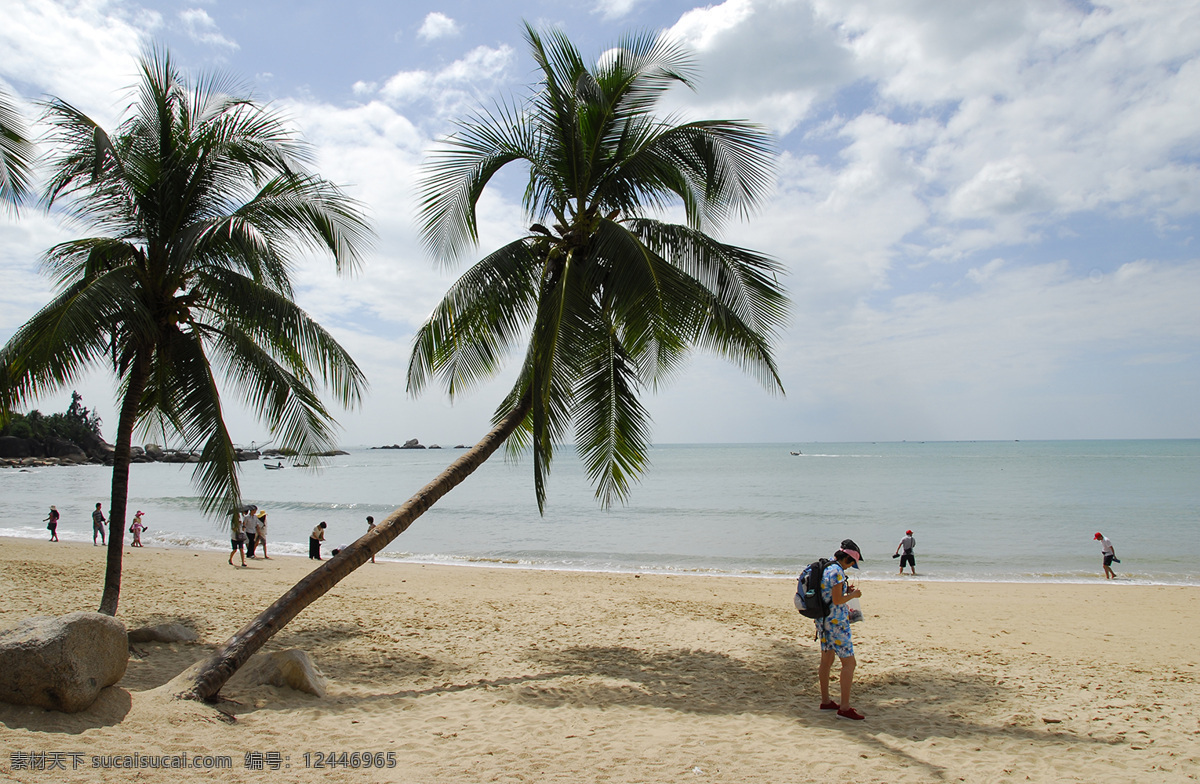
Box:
[256,511,267,518]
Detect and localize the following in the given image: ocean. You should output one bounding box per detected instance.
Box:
[2,440,1197,585]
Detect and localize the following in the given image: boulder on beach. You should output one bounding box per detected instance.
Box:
[230,649,328,697]
[0,611,128,712]
[128,623,199,644]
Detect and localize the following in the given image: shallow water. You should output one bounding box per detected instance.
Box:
[2,440,1197,584]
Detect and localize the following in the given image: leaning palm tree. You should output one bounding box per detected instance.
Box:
[183,24,786,701]
[0,85,37,212]
[0,49,372,616]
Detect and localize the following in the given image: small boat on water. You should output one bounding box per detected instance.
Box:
[264,462,285,470]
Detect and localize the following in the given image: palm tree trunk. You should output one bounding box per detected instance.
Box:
[182,394,532,702]
[98,355,151,616]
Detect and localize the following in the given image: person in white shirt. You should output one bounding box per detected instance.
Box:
[893,529,916,575]
[309,522,326,560]
[1094,532,1118,579]
[244,507,259,558]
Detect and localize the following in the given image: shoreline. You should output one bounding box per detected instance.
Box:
[0,531,1192,588]
[1,536,1199,782]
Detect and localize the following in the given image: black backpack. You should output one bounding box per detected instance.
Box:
[794,558,832,619]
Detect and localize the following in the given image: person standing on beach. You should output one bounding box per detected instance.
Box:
[44,505,60,541]
[229,511,247,567]
[816,538,866,721]
[92,503,107,546]
[254,510,270,559]
[244,508,259,558]
[366,515,376,563]
[309,522,326,560]
[1095,532,1118,579]
[130,511,146,547]
[894,529,916,575]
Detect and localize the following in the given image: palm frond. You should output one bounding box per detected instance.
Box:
[407,239,541,397]
[412,24,788,512]
[0,86,37,213]
[0,266,150,410]
[418,103,536,264]
[573,311,652,508]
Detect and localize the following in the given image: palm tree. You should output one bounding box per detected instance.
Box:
[182,24,786,702]
[0,49,372,616]
[0,85,37,212]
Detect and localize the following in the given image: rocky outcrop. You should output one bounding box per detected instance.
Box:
[373,438,426,450]
[0,436,41,459]
[0,612,128,712]
[0,435,98,467]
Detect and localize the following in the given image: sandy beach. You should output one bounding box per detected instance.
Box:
[0,537,1197,783]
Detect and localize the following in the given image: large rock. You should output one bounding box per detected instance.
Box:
[128,623,198,644]
[0,612,128,712]
[0,436,42,459]
[44,436,88,462]
[229,649,328,697]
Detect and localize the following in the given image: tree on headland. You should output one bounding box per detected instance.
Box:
[1,391,103,446]
[183,23,786,702]
[0,85,37,212]
[0,49,372,616]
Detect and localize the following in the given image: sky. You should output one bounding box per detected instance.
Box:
[2,0,1199,449]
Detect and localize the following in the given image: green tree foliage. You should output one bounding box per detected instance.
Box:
[0,48,372,614]
[411,24,789,509]
[1,391,102,443]
[0,85,37,212]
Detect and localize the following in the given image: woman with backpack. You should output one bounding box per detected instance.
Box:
[816,539,865,721]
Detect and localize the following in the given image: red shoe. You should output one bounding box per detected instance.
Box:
[836,707,865,721]
[819,700,839,711]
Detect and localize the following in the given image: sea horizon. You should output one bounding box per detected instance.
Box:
[3,439,1198,587]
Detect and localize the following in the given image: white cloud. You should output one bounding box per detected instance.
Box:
[371,45,516,122]
[178,8,238,50]
[594,0,644,21]
[663,0,855,134]
[0,0,153,126]
[417,12,460,41]
[4,0,1200,444]
[659,0,1200,269]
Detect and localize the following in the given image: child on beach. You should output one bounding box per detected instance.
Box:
[816,538,866,721]
[44,505,60,541]
[130,511,146,546]
[366,515,376,563]
[92,503,106,545]
[229,511,247,567]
